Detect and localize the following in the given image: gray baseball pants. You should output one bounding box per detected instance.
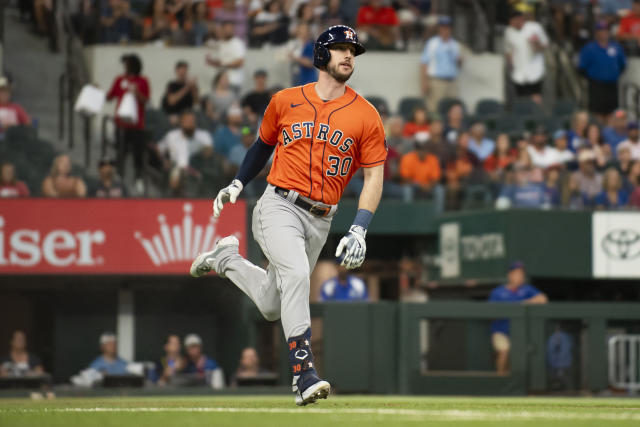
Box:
[214,184,335,339]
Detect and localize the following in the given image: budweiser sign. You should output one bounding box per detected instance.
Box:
[0,199,246,274]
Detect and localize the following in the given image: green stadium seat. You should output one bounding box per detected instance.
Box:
[511,98,545,116]
[552,99,577,117]
[495,114,525,134]
[475,99,503,116]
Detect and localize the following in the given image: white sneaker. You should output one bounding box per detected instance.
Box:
[189,236,239,278]
[295,380,331,406]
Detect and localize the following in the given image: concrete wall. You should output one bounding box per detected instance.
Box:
[84,44,504,114]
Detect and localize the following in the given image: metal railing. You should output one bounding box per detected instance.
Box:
[608,335,640,391]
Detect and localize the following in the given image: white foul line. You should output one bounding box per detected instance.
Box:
[3,407,640,421]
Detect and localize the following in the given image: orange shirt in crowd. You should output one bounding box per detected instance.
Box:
[356,5,399,26]
[399,151,441,186]
[483,150,517,172]
[618,14,640,37]
[402,122,430,138]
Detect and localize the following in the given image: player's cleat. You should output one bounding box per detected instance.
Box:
[288,328,330,406]
[189,236,239,278]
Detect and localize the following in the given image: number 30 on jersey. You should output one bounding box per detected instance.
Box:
[326,156,352,177]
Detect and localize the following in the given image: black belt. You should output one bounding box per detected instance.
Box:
[274,186,331,217]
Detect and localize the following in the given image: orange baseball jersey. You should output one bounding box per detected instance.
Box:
[259,82,387,205]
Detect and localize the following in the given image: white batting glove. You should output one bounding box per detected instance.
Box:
[335,225,367,270]
[213,179,243,218]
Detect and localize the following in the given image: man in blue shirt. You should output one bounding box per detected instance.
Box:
[320,265,368,302]
[578,21,627,123]
[420,16,462,114]
[497,166,548,209]
[291,24,318,86]
[488,261,548,375]
[467,122,495,161]
[602,109,629,152]
[88,332,129,375]
[182,333,224,389]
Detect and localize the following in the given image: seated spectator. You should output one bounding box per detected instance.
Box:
[241,70,271,121]
[617,122,640,160]
[562,172,589,210]
[497,164,547,209]
[0,77,31,133]
[385,115,410,153]
[156,111,213,195]
[206,22,247,93]
[543,167,561,207]
[514,146,543,183]
[489,261,547,375]
[251,1,290,46]
[153,334,184,386]
[289,23,318,87]
[566,110,589,152]
[356,0,400,50]
[213,104,243,158]
[527,125,558,169]
[602,109,629,152]
[0,330,44,377]
[445,132,481,210]
[402,106,430,138]
[551,130,575,166]
[425,119,452,164]
[571,149,603,204]
[616,145,634,180]
[484,133,517,180]
[41,154,87,198]
[161,61,199,124]
[181,333,224,389]
[0,162,30,197]
[399,132,442,198]
[231,347,271,387]
[468,122,495,162]
[204,70,239,122]
[617,0,640,51]
[92,157,126,198]
[100,0,135,43]
[89,332,129,375]
[142,0,181,43]
[444,103,465,144]
[320,264,369,302]
[595,167,629,210]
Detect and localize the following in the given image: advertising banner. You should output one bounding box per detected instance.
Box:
[592,212,640,278]
[0,199,247,274]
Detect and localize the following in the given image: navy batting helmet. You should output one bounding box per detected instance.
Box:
[313,25,366,69]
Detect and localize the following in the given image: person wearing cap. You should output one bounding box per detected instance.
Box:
[420,16,462,114]
[241,69,270,120]
[206,21,246,93]
[88,333,129,375]
[571,149,603,203]
[156,110,214,196]
[320,263,369,302]
[489,262,547,375]
[212,104,244,158]
[92,157,127,198]
[550,129,575,165]
[161,61,199,125]
[0,77,31,133]
[399,132,442,198]
[504,10,549,105]
[468,122,495,162]
[578,22,626,123]
[181,333,224,389]
[602,109,629,152]
[616,122,640,160]
[527,125,559,169]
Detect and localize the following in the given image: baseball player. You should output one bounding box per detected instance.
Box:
[190,25,386,406]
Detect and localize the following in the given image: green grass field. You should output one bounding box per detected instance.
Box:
[0,395,639,427]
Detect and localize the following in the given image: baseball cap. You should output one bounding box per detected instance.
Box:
[508,261,525,272]
[414,131,430,145]
[175,60,188,69]
[627,121,639,130]
[184,333,202,347]
[100,332,117,345]
[254,69,267,78]
[532,124,547,135]
[553,129,566,140]
[437,16,452,26]
[228,105,242,117]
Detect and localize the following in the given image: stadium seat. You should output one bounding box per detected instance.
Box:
[397,97,426,121]
[511,98,544,116]
[521,114,547,132]
[145,109,173,142]
[474,99,503,117]
[495,114,525,134]
[365,95,390,117]
[552,99,577,117]
[438,97,466,118]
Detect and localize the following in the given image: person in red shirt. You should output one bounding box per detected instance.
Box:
[402,106,430,137]
[0,162,30,197]
[356,0,400,50]
[0,77,31,134]
[618,1,640,48]
[106,54,150,193]
[484,133,517,177]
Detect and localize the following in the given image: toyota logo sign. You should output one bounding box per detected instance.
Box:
[601,229,640,260]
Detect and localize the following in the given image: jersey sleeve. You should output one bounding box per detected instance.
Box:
[106,77,121,101]
[258,92,279,146]
[522,284,541,299]
[358,109,387,167]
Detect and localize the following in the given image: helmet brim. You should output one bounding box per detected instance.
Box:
[326,41,366,56]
